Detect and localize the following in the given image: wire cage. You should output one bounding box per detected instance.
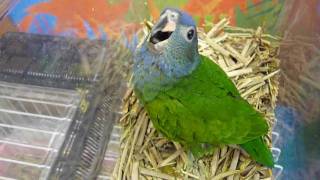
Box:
[0,32,129,179]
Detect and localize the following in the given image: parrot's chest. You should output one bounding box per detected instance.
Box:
[132,60,177,102]
[132,50,199,102]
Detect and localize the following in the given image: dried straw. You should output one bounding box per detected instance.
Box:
[113,18,280,179]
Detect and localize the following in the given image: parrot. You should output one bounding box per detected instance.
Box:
[132,8,274,167]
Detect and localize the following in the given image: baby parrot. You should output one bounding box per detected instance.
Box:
[132,8,274,167]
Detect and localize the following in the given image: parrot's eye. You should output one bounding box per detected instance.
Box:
[184,27,195,42]
[187,29,194,40]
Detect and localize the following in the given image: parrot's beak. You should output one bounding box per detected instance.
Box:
[149,12,177,51]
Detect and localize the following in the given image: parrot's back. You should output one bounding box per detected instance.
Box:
[134,55,274,167]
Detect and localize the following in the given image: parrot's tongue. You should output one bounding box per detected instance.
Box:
[150,31,172,44]
[149,16,176,51]
[149,30,173,52]
[150,19,176,45]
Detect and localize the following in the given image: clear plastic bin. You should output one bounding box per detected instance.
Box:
[97,125,121,179]
[0,81,80,179]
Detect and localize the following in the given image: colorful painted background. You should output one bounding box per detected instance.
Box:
[1,0,320,179]
[8,0,285,39]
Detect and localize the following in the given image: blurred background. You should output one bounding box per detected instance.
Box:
[0,0,319,179]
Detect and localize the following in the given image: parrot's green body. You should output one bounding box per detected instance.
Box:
[133,8,274,167]
[137,55,274,167]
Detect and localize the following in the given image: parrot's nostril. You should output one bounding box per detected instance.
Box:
[150,31,173,44]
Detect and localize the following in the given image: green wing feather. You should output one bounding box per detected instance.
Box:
[143,55,274,166]
[240,137,274,167]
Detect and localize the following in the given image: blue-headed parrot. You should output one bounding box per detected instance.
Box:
[132,8,274,167]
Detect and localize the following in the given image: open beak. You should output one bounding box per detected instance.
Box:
[149,14,176,46]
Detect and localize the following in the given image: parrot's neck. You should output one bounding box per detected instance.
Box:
[159,51,199,78]
[132,40,200,102]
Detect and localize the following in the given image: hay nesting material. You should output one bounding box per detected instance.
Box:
[113,18,280,180]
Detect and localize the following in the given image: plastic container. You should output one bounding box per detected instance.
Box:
[0,81,80,179]
[97,125,121,179]
[0,30,127,179]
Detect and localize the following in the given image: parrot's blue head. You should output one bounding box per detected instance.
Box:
[149,8,199,59]
[133,8,200,101]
